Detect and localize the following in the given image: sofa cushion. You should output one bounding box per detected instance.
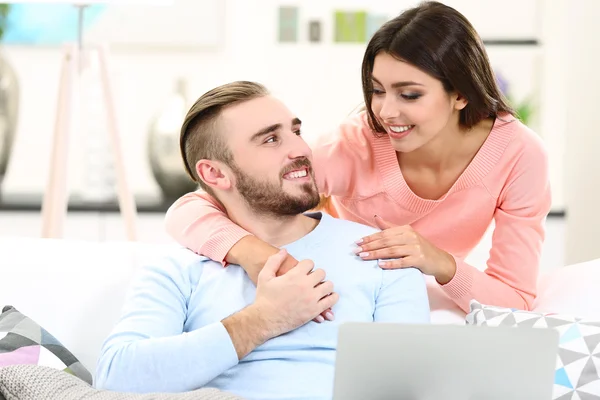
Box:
[0,364,244,400]
[534,258,600,319]
[466,301,600,399]
[0,306,92,385]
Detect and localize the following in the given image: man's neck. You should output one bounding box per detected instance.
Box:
[227,204,319,248]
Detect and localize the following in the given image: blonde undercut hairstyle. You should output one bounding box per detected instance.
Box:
[179,81,269,195]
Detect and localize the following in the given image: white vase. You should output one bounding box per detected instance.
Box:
[148,78,198,202]
[0,51,19,198]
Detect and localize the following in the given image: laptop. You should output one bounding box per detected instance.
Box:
[332,323,559,400]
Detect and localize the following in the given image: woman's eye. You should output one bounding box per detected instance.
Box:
[294,130,302,136]
[401,93,422,100]
[372,88,385,95]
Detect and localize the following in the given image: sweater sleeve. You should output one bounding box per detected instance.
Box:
[311,113,375,197]
[94,257,239,393]
[441,137,552,312]
[374,267,431,323]
[164,191,252,264]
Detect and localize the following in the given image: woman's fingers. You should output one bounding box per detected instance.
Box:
[357,245,411,261]
[378,257,414,269]
[357,230,386,245]
[356,237,403,253]
[357,225,411,245]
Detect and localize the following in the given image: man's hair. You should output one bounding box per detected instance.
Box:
[179,81,269,195]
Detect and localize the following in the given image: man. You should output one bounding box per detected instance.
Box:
[95,81,430,399]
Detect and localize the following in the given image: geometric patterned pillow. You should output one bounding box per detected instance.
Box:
[466,300,600,400]
[0,305,92,385]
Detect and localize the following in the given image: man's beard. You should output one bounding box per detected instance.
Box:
[230,159,320,217]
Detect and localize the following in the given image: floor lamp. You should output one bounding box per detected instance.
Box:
[5,0,169,241]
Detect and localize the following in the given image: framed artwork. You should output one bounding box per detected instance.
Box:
[308,20,321,43]
[367,14,388,39]
[278,6,299,43]
[334,10,367,43]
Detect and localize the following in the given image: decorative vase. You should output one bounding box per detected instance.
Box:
[0,51,19,199]
[148,78,198,203]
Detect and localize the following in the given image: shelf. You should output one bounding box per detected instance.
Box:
[0,193,172,214]
[483,39,539,46]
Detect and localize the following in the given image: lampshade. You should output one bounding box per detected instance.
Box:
[2,0,217,49]
[0,0,172,4]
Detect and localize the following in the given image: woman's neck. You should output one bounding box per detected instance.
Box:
[399,117,494,172]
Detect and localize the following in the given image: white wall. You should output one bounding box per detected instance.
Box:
[1,0,566,211]
[563,0,600,265]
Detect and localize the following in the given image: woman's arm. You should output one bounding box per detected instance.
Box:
[165,191,296,282]
[441,138,552,312]
[356,130,551,312]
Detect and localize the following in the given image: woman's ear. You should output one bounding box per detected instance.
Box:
[195,160,232,191]
[453,92,468,111]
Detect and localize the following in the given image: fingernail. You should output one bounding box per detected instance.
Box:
[359,252,369,257]
[355,239,363,244]
[354,247,362,254]
[316,315,325,323]
[325,312,335,321]
[378,261,387,267]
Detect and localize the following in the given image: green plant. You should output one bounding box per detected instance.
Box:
[0,4,10,40]
[495,70,535,126]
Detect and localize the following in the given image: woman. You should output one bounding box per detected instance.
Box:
[165,1,551,314]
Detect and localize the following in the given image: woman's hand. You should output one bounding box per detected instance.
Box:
[356,215,457,284]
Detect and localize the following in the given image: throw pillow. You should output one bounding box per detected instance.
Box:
[0,305,92,385]
[466,300,600,399]
[0,364,245,400]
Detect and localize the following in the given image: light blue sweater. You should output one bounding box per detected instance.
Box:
[95,212,430,399]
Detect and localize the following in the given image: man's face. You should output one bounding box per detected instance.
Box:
[220,95,320,216]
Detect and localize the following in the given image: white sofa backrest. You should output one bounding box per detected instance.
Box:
[0,237,179,376]
[1,237,598,379]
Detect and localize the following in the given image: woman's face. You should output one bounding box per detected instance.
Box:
[370,52,466,153]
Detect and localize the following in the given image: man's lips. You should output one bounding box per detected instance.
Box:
[283,167,310,180]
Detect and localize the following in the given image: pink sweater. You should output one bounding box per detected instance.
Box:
[165,112,552,313]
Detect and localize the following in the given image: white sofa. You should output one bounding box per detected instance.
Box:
[1,236,599,380]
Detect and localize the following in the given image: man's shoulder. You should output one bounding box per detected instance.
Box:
[316,212,379,238]
[136,246,221,287]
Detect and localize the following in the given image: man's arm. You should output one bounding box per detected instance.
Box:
[94,254,243,393]
[95,250,338,393]
[374,267,431,323]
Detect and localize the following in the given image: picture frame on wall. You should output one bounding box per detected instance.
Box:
[334,10,367,43]
[278,5,299,43]
[308,20,321,43]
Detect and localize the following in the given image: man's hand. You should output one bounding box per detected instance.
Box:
[229,237,336,323]
[275,252,334,323]
[254,249,339,337]
[222,249,338,360]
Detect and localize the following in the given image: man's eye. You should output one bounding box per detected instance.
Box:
[264,136,278,143]
[294,130,302,136]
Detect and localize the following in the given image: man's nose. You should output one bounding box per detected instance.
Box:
[287,133,312,159]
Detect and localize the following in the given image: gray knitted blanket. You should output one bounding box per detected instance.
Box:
[0,365,244,400]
